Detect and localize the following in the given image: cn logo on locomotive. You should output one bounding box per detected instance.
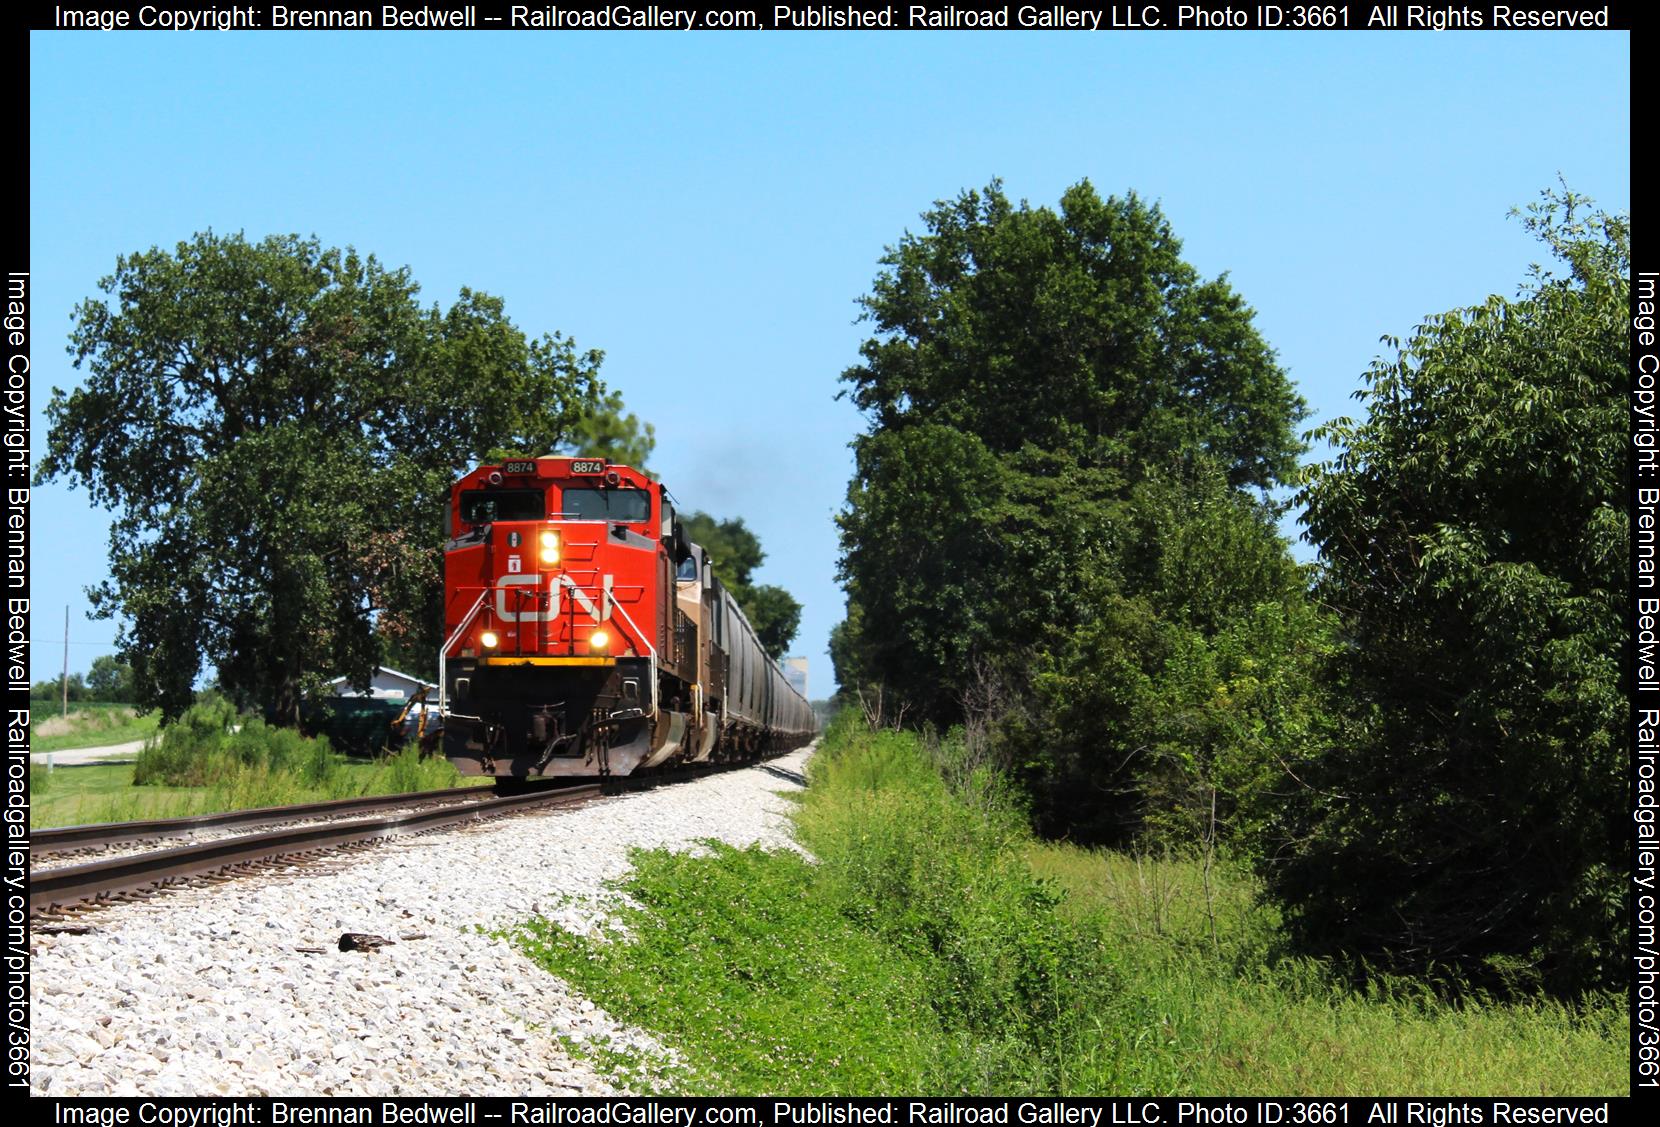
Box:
[493,572,615,623]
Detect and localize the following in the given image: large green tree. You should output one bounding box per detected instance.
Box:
[842,180,1304,488]
[39,231,609,722]
[837,429,1127,721]
[834,182,1323,847]
[679,511,802,659]
[836,181,1309,726]
[1272,189,1628,995]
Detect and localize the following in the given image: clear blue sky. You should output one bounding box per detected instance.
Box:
[27,30,1631,693]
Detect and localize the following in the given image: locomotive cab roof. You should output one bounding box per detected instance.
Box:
[454,457,660,525]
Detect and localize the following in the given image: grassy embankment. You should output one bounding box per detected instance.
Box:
[509,714,1628,1095]
[29,702,162,753]
[29,698,467,828]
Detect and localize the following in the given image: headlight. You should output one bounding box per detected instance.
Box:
[589,629,609,651]
[480,630,499,649]
[540,529,560,564]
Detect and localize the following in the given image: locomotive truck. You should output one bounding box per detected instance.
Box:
[440,456,814,778]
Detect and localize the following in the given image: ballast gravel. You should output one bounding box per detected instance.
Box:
[30,747,815,1097]
[30,793,501,874]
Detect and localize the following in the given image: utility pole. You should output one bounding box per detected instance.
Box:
[61,605,69,719]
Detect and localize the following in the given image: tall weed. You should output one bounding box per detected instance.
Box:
[797,719,1113,1060]
[513,844,953,1094]
[380,742,460,793]
[1027,841,1628,1094]
[133,696,238,786]
[513,712,1120,1093]
[131,697,457,805]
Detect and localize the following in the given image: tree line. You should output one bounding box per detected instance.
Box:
[830,180,1627,998]
[30,654,135,704]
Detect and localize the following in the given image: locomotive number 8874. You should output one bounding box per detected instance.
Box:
[440,456,814,778]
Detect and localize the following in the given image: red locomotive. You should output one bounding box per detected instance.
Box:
[440,456,814,778]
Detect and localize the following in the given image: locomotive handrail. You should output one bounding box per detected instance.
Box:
[438,582,658,719]
[606,596,659,719]
[438,589,489,713]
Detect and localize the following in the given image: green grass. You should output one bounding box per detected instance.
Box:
[29,703,161,753]
[1027,843,1627,1095]
[506,714,1629,1097]
[512,845,960,1094]
[29,699,471,829]
[29,749,471,829]
[28,762,205,827]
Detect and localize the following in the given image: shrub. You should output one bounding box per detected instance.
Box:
[1276,190,1628,996]
[133,696,238,785]
[134,697,342,790]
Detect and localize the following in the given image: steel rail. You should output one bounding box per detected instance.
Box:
[29,785,602,915]
[29,786,496,853]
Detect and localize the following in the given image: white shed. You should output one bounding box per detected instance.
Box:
[325,666,435,701]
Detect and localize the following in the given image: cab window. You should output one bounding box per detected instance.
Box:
[562,487,651,522]
[459,489,545,524]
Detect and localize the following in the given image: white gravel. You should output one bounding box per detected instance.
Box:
[30,746,814,1097]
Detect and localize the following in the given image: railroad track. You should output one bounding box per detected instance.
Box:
[29,784,603,917]
[30,785,500,858]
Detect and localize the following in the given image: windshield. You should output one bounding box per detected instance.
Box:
[562,487,652,522]
[459,489,546,524]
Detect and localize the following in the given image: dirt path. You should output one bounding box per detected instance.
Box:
[29,740,146,765]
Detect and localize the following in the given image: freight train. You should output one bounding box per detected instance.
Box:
[439,456,814,778]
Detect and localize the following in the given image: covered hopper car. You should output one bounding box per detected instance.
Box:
[440,456,814,778]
